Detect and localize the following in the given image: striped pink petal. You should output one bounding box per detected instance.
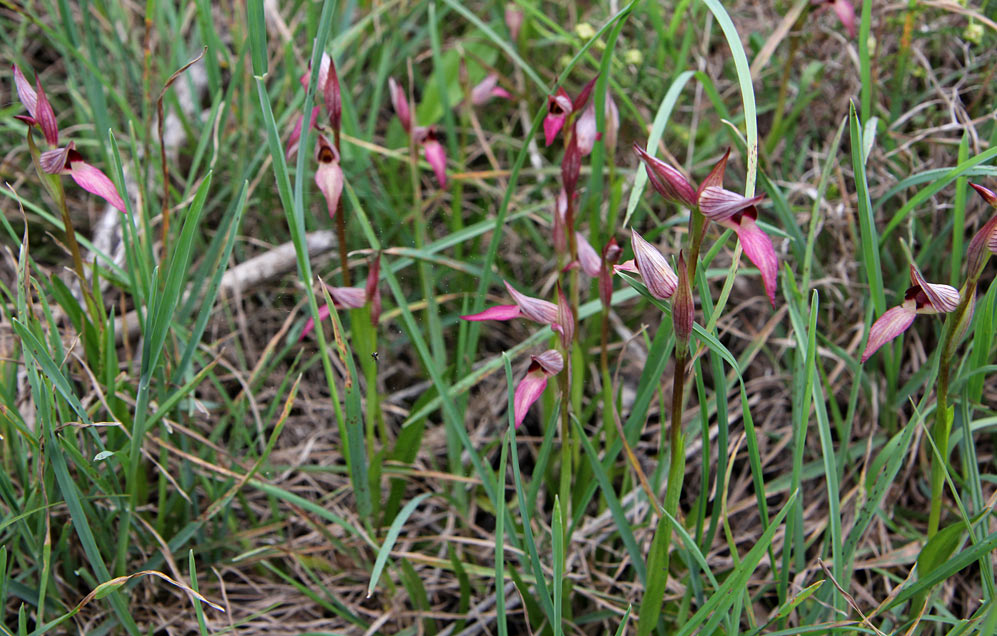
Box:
[505,281,559,325]
[633,145,697,208]
[697,148,731,197]
[861,303,917,362]
[315,136,343,220]
[575,231,601,277]
[909,265,959,314]
[631,229,677,299]
[699,186,765,222]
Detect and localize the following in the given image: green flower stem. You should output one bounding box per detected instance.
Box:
[929,259,987,536]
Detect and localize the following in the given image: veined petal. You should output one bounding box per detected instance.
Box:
[532,349,564,375]
[861,302,917,362]
[633,145,697,208]
[67,158,126,212]
[422,138,447,187]
[471,74,509,105]
[328,285,367,308]
[324,55,342,132]
[12,64,38,116]
[909,265,959,313]
[514,368,549,428]
[631,229,677,299]
[561,134,581,196]
[673,251,694,342]
[967,214,997,274]
[460,305,521,321]
[697,148,731,197]
[575,231,601,277]
[727,210,778,306]
[699,186,765,222]
[33,76,59,146]
[505,281,559,325]
[556,285,574,348]
[40,145,71,174]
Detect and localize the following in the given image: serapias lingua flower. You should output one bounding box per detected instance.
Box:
[543,76,598,147]
[461,281,574,348]
[635,145,778,305]
[13,64,126,212]
[514,349,563,428]
[301,253,382,337]
[389,76,448,187]
[967,183,997,276]
[861,264,960,362]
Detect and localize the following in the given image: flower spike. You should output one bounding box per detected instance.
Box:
[514,350,563,428]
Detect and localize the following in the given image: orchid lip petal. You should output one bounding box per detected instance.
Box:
[909,265,959,313]
[513,349,563,427]
[460,304,521,321]
[832,0,857,38]
[633,145,697,208]
[300,303,333,340]
[861,303,917,362]
[504,281,559,325]
[631,229,677,299]
[613,259,639,275]
[328,285,367,308]
[67,159,127,212]
[543,114,567,147]
[728,212,778,306]
[315,136,344,220]
[423,139,447,187]
[514,370,548,428]
[699,186,765,222]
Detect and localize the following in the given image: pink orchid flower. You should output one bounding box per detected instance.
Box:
[542,76,598,147]
[861,265,960,362]
[301,254,381,337]
[288,52,342,159]
[513,349,563,428]
[614,229,678,300]
[13,64,126,212]
[461,281,574,349]
[635,145,778,305]
[470,74,511,106]
[812,0,857,39]
[314,135,344,220]
[389,76,448,187]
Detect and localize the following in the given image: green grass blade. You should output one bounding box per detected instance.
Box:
[367,493,432,597]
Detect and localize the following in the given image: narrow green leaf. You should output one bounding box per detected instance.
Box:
[367,493,432,597]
